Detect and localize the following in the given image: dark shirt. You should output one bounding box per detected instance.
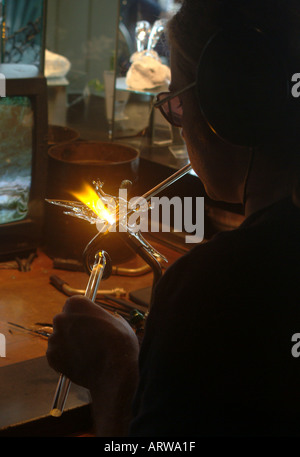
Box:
[130,197,300,436]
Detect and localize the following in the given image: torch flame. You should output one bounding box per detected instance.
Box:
[72,184,116,226]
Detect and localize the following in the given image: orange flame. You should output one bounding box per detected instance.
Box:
[72,184,115,225]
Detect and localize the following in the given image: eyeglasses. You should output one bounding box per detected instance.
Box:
[153,82,196,127]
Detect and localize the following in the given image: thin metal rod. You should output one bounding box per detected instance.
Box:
[50,251,107,418]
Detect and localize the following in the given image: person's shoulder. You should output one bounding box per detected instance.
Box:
[161,226,242,282]
[152,227,240,305]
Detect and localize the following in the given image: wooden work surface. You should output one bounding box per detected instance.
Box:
[0,237,183,436]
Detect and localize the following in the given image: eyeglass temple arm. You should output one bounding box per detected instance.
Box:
[153,81,197,108]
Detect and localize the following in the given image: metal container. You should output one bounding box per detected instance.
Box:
[47,125,79,147]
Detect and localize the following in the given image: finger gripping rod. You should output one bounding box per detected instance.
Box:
[50,251,108,417]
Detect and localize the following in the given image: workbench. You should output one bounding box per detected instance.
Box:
[0,237,182,437]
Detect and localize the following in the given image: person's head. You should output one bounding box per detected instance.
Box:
[162,0,300,211]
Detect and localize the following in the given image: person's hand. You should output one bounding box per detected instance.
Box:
[47,295,139,391]
[46,295,140,436]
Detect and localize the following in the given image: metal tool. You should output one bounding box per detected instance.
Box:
[7,322,51,338]
[50,250,109,418]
